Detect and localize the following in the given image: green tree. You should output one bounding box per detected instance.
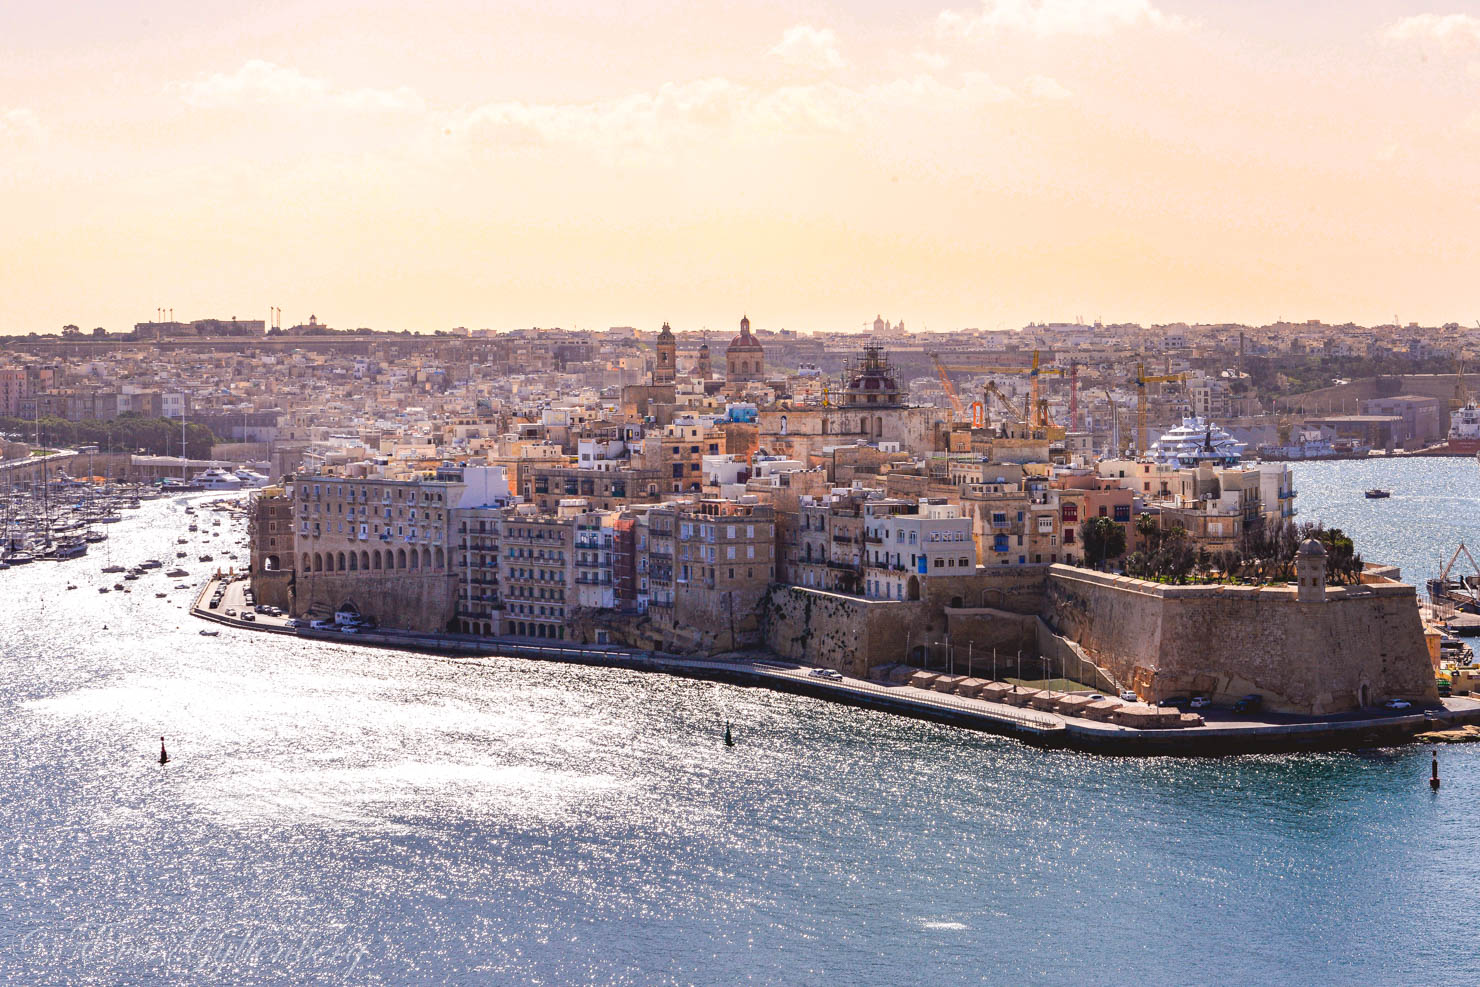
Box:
[1082,515,1127,570]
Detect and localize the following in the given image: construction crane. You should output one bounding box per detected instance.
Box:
[931,350,1067,429]
[1104,390,1120,456]
[1135,362,1189,455]
[931,354,966,420]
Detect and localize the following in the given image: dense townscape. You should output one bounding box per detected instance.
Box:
[5,314,1477,733]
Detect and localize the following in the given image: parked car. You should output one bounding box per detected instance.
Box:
[1119,690,1137,703]
[341,625,358,634]
[1189,696,1212,710]
[1383,699,1412,711]
[225,609,236,617]
[1232,694,1264,714]
[241,612,256,622]
[1157,696,1189,708]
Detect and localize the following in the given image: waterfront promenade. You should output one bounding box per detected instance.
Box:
[194,575,1477,755]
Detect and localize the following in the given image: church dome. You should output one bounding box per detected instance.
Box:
[728,315,763,352]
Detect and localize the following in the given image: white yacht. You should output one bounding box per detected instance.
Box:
[191,468,246,491]
[1148,417,1245,468]
[233,468,271,488]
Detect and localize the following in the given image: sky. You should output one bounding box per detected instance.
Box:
[2,0,1478,335]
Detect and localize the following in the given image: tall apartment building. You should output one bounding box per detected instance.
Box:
[499,504,576,640]
[287,465,508,631]
[645,498,775,649]
[453,506,504,636]
[862,498,976,601]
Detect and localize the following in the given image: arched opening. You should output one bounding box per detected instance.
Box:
[336,551,346,571]
[372,550,381,570]
[906,575,921,601]
[435,546,444,568]
[312,552,322,572]
[875,416,883,437]
[348,553,358,571]
[360,551,369,571]
[301,553,311,572]
[396,548,406,569]
[409,551,420,570]
[860,417,868,435]
[821,419,829,435]
[422,547,432,569]
[264,554,280,571]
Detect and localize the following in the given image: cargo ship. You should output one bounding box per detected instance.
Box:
[1449,403,1480,454]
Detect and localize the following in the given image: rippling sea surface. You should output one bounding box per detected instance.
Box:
[3,469,1479,985]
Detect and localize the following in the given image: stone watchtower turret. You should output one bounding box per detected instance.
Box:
[1296,537,1327,603]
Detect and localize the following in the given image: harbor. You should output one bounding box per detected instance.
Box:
[5,465,1480,985]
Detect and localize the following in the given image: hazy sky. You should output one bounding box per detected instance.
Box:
[3,1,1478,334]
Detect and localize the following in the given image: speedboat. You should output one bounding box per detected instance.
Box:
[101,564,126,574]
[199,629,220,636]
[1364,489,1392,499]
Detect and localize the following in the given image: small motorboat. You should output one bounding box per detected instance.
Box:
[66,585,77,590]
[155,592,167,598]
[199,629,220,637]
[1364,489,1392,499]
[166,568,189,578]
[113,583,124,590]
[102,565,126,574]
[98,587,110,594]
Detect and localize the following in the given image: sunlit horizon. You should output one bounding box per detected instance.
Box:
[4,0,1478,334]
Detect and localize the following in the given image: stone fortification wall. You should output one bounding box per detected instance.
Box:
[762,566,1052,676]
[1043,565,1437,714]
[293,572,457,633]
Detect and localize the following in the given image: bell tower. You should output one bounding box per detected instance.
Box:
[653,322,676,386]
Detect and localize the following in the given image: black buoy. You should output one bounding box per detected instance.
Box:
[1431,749,1440,790]
[724,722,734,747]
[158,736,170,765]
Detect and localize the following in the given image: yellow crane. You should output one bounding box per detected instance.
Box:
[931,350,1064,428]
[1135,362,1189,454]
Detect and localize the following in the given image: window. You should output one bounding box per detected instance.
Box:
[1113,505,1132,523]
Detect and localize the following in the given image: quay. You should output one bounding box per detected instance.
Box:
[193,574,1479,756]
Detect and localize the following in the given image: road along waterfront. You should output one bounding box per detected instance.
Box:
[5,476,1480,984]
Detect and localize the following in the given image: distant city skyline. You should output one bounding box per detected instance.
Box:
[3,1,1479,333]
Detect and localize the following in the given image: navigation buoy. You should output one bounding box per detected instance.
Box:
[1431,749,1440,790]
[158,737,170,765]
[724,722,734,747]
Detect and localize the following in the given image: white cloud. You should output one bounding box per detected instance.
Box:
[912,50,952,72]
[0,107,43,142]
[1024,74,1073,100]
[1382,13,1480,51]
[174,60,424,112]
[938,0,1184,38]
[451,72,1019,158]
[769,25,846,71]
